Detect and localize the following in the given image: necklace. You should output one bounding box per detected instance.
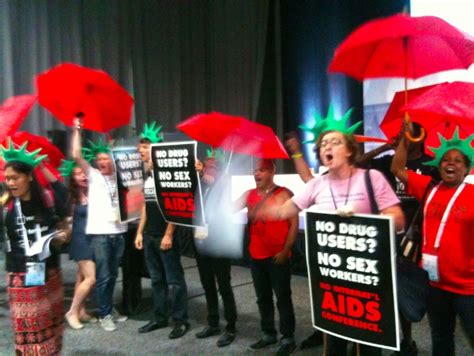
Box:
[265,184,276,194]
[328,168,352,210]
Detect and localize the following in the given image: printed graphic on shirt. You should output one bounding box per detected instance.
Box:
[144,175,156,202]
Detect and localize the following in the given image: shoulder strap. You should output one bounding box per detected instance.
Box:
[364,169,379,214]
[248,186,281,223]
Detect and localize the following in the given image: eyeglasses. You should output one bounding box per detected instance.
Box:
[320,138,343,148]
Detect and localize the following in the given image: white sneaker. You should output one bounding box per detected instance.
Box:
[100,315,117,331]
[112,308,128,322]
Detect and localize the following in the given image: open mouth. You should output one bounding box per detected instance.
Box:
[445,167,456,178]
[325,153,334,164]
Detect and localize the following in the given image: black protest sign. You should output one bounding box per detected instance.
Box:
[305,211,399,351]
[151,141,205,227]
[112,147,144,223]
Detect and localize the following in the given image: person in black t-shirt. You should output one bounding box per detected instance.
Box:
[1,142,68,355]
[193,155,238,347]
[134,124,190,339]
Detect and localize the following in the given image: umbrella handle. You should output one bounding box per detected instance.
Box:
[403,113,425,142]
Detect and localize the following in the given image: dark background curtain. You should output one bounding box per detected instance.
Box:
[0,0,407,172]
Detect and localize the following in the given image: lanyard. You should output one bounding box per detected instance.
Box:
[328,170,352,211]
[423,182,465,249]
[14,198,42,254]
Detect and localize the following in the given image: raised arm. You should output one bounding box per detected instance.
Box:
[71,116,90,175]
[357,142,393,167]
[390,136,409,186]
[285,134,313,183]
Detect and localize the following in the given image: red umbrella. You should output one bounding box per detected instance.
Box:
[403,81,474,149]
[178,112,289,159]
[2,131,65,168]
[329,14,474,80]
[0,94,37,142]
[329,13,474,141]
[380,84,442,139]
[36,63,134,133]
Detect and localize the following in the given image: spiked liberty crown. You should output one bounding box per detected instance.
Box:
[58,159,77,177]
[299,104,362,143]
[424,127,474,167]
[82,137,111,162]
[0,138,47,167]
[206,148,225,162]
[140,122,163,143]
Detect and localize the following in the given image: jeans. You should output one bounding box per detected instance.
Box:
[427,286,474,356]
[143,232,188,324]
[195,249,237,332]
[250,257,295,338]
[91,234,125,318]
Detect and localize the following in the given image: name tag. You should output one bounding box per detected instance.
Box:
[25,262,46,286]
[422,254,439,282]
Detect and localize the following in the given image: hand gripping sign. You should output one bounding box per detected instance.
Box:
[151,141,205,227]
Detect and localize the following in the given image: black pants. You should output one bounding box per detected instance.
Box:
[250,257,295,338]
[427,286,474,356]
[195,250,237,332]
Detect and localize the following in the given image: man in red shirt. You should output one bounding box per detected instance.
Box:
[235,159,298,354]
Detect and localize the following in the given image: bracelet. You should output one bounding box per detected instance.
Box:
[291,152,303,159]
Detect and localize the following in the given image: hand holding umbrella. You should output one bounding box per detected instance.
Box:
[328,13,474,142]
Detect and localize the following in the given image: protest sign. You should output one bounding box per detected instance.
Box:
[112,147,144,223]
[151,141,205,227]
[305,211,399,350]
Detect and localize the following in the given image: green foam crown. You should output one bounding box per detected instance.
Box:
[82,137,111,162]
[206,148,225,162]
[299,103,361,143]
[58,159,77,177]
[424,127,474,167]
[140,122,163,143]
[0,139,47,168]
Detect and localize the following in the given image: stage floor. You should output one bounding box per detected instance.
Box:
[0,255,470,355]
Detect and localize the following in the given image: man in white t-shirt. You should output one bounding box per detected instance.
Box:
[72,116,128,332]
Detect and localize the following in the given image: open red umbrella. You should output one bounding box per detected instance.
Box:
[329,13,474,141]
[36,63,134,133]
[0,94,37,142]
[329,14,474,80]
[2,131,65,168]
[380,84,442,139]
[403,81,474,149]
[178,112,289,159]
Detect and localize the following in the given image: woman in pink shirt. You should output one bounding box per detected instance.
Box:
[279,127,404,356]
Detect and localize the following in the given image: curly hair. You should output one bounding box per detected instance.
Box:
[315,131,359,166]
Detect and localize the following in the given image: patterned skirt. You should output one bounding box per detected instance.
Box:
[6,269,64,356]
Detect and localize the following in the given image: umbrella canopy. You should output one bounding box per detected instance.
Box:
[329,14,474,80]
[403,81,474,149]
[0,94,37,142]
[36,63,134,133]
[2,131,65,168]
[380,84,442,139]
[177,112,289,159]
